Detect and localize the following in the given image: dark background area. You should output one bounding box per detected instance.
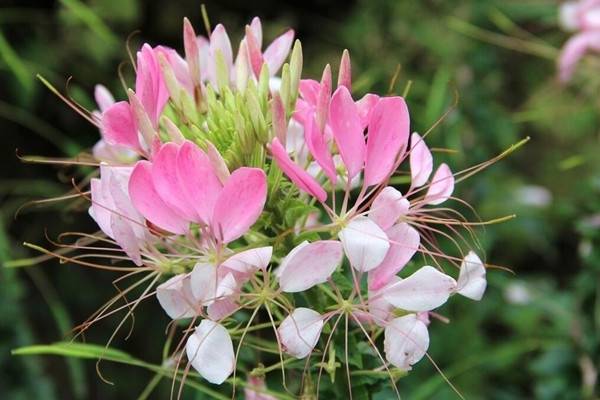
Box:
[1,0,599,399]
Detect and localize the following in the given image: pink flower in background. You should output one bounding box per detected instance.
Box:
[559,0,600,82]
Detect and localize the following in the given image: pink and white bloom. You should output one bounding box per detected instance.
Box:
[558,0,600,82]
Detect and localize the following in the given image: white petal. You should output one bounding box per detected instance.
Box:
[156,274,197,319]
[383,266,457,312]
[384,314,429,370]
[278,308,323,359]
[221,246,272,275]
[456,251,487,301]
[186,320,235,384]
[190,263,218,304]
[368,187,409,231]
[338,216,390,272]
[409,132,433,188]
[278,240,343,293]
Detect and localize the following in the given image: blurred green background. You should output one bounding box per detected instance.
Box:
[1,0,599,399]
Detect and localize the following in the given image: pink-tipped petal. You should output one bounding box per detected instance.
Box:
[368,187,410,231]
[456,251,487,301]
[278,308,323,359]
[152,143,197,221]
[384,314,429,370]
[245,25,264,77]
[337,49,351,90]
[156,274,197,319]
[212,167,267,243]
[100,101,140,152]
[270,138,327,202]
[409,133,433,188]
[277,240,343,292]
[186,320,235,384]
[176,141,223,224]
[263,29,294,75]
[329,86,364,179]
[135,44,169,126]
[383,266,457,312]
[424,163,454,205]
[249,17,263,48]
[128,160,189,234]
[183,18,201,87]
[221,246,273,277]
[94,84,115,112]
[210,24,233,66]
[304,116,337,183]
[316,65,332,132]
[364,96,410,187]
[368,223,420,291]
[338,216,390,272]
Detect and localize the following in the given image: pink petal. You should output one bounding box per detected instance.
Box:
[94,84,114,112]
[269,138,327,202]
[100,101,140,152]
[263,29,294,75]
[364,96,410,187]
[207,296,239,320]
[152,142,197,221]
[205,140,231,184]
[338,216,390,272]
[211,167,267,243]
[356,93,380,129]
[135,44,169,126]
[337,49,351,90]
[128,160,189,234]
[249,17,263,48]
[183,18,201,86]
[245,25,264,77]
[156,274,197,319]
[277,240,343,292]
[383,266,457,312]
[176,141,223,224]
[558,31,600,83]
[157,46,194,95]
[329,86,364,179]
[384,314,429,370]
[298,79,320,105]
[368,223,420,291]
[368,186,410,231]
[186,320,235,384]
[278,308,323,359]
[424,163,454,205]
[456,251,487,301]
[409,133,433,188]
[316,65,332,132]
[304,116,337,183]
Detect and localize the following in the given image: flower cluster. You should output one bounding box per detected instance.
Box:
[559,0,600,82]
[50,15,491,397]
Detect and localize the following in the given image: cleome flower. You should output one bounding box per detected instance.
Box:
[20,12,512,399]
